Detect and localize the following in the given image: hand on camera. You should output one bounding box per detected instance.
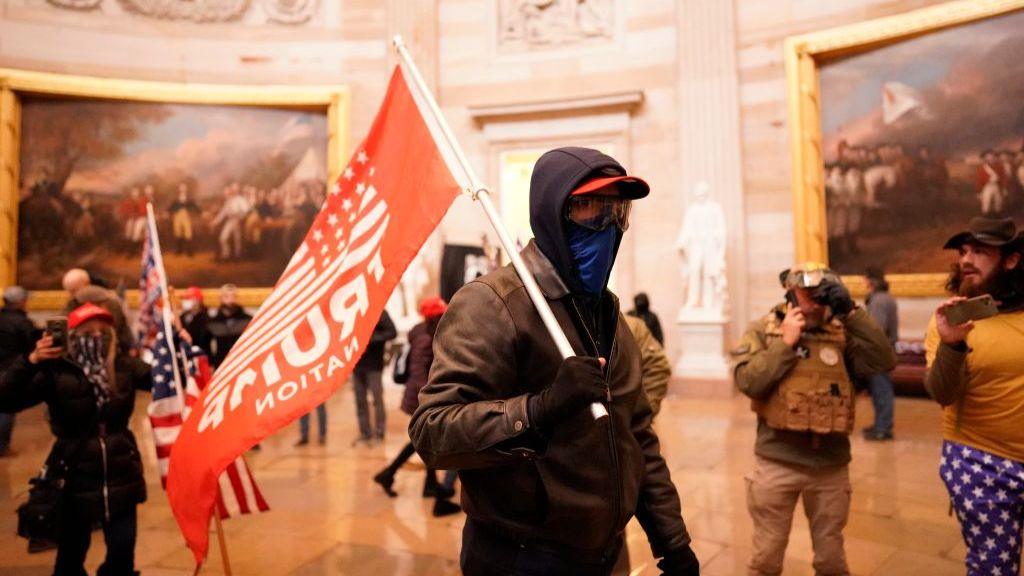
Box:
[936,297,975,345]
[816,280,855,316]
[781,304,805,348]
[29,335,63,365]
[528,356,607,430]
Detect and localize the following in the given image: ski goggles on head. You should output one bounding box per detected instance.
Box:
[565,195,632,232]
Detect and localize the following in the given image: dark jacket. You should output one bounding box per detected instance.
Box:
[64,286,135,354]
[400,319,438,416]
[732,305,896,469]
[0,354,152,522]
[208,304,252,368]
[627,296,664,346]
[0,306,39,365]
[356,310,396,372]
[410,148,690,559]
[181,306,212,357]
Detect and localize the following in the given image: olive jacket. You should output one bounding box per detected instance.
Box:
[731,305,896,469]
[624,314,671,418]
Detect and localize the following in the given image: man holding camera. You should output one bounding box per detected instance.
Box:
[925,217,1024,576]
[732,262,895,576]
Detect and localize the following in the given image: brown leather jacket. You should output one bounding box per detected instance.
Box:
[409,241,691,558]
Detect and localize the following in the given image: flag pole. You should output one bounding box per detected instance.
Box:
[146,203,187,417]
[151,207,235,575]
[392,35,608,421]
[212,512,233,576]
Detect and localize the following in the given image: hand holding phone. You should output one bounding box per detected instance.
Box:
[942,294,998,326]
[29,334,64,364]
[45,318,68,350]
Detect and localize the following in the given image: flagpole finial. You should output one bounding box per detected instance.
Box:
[392,35,405,50]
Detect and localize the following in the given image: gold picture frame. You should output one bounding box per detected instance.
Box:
[784,0,1024,297]
[0,68,350,310]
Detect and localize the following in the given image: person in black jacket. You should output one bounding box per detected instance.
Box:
[627,292,664,346]
[0,303,152,576]
[351,309,396,444]
[207,284,252,368]
[373,297,460,516]
[0,285,39,456]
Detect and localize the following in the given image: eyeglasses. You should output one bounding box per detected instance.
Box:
[565,196,632,231]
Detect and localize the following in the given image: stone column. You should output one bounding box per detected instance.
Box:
[387,0,439,91]
[673,0,747,396]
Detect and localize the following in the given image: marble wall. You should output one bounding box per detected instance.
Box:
[0,0,954,365]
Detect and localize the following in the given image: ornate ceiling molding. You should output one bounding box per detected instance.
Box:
[46,0,319,24]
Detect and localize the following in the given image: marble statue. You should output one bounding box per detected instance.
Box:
[675,181,727,317]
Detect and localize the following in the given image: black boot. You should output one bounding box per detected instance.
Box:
[373,470,398,498]
[432,498,461,517]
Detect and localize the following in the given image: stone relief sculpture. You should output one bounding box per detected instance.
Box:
[261,0,318,24]
[46,0,101,9]
[676,181,727,318]
[499,0,614,50]
[46,0,318,24]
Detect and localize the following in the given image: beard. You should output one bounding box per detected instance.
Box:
[947,259,1024,308]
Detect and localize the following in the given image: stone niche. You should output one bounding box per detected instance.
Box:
[498,0,615,52]
[43,0,321,25]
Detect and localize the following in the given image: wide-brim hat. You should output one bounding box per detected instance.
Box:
[943,217,1023,250]
[68,302,114,329]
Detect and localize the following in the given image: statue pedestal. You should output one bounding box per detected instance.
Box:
[672,310,732,397]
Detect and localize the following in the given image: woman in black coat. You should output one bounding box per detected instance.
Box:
[0,303,151,576]
[372,297,460,517]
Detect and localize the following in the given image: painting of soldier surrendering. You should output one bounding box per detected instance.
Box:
[819,9,1024,275]
[17,99,328,290]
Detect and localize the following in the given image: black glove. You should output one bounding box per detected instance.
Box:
[527,356,606,431]
[815,280,855,316]
[657,545,700,576]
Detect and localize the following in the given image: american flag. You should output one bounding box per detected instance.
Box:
[139,208,268,516]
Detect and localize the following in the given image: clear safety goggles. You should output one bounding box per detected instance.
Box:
[565,196,632,232]
[783,268,839,290]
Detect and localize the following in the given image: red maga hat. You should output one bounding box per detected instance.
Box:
[419,297,448,319]
[68,302,114,329]
[183,286,204,302]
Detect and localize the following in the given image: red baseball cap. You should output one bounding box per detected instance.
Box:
[571,175,650,199]
[68,302,114,329]
[419,297,448,319]
[184,286,204,302]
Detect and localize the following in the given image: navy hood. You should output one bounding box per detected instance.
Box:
[529,147,647,295]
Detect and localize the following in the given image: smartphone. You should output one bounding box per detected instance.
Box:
[944,294,998,326]
[46,318,68,350]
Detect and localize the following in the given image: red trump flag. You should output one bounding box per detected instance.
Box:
[166,66,463,563]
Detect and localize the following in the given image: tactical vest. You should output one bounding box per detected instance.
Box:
[751,315,855,435]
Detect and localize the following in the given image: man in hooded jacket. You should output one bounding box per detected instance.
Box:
[410,147,699,576]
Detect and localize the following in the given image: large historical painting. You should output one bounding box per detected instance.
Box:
[819,8,1024,275]
[17,99,328,290]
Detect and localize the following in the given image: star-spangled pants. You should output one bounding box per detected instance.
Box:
[939,440,1024,576]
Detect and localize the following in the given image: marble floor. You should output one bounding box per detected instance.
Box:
[0,385,978,575]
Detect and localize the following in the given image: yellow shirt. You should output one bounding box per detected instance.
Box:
[925,310,1024,461]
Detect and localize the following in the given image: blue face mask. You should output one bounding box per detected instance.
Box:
[567,223,619,296]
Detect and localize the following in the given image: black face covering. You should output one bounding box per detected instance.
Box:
[71,333,111,409]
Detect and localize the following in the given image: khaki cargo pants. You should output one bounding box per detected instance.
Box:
[745,455,851,576]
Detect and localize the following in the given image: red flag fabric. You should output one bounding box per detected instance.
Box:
[166,65,462,563]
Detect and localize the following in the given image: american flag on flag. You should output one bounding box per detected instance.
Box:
[139,208,268,516]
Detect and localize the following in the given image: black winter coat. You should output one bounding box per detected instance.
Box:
[0,354,152,522]
[0,307,39,365]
